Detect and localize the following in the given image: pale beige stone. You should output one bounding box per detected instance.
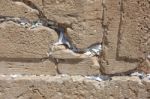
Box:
[118,0,150,59]
[100,0,138,74]
[0,22,58,59]
[0,76,149,99]
[43,0,103,49]
[0,60,57,75]
[0,0,41,20]
[58,57,100,75]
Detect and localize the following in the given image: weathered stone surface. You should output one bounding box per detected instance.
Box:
[100,0,138,74]
[43,0,103,49]
[118,0,150,59]
[51,49,83,59]
[0,0,40,20]
[50,47,89,59]
[50,47,100,75]
[101,59,137,74]
[0,75,149,99]
[0,60,57,75]
[0,22,58,59]
[137,59,150,74]
[0,0,150,98]
[58,57,100,75]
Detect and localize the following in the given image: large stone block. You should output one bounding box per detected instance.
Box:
[58,57,100,76]
[100,0,138,74]
[0,22,58,59]
[50,46,100,75]
[118,0,150,59]
[0,76,149,99]
[0,0,41,20]
[0,60,57,75]
[43,0,103,49]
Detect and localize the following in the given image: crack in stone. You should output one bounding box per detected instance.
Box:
[101,0,109,46]
[10,0,102,56]
[99,0,139,76]
[0,0,103,74]
[99,0,109,74]
[1,0,146,77]
[0,57,48,63]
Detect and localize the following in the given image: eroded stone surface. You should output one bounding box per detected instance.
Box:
[0,0,149,79]
[100,0,138,74]
[58,57,100,75]
[0,60,57,75]
[118,0,150,59]
[43,0,103,49]
[0,76,149,99]
[0,0,40,20]
[0,22,58,59]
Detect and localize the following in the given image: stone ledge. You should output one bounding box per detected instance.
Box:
[0,75,149,99]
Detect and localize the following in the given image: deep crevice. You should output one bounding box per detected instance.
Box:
[99,0,109,74]
[0,0,144,76]
[101,0,109,46]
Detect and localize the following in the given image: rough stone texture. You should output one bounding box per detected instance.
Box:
[50,47,100,75]
[0,0,150,97]
[0,75,150,99]
[43,0,103,49]
[0,22,58,59]
[0,0,149,75]
[58,57,100,75]
[0,0,40,20]
[119,0,150,59]
[0,22,58,75]
[0,61,57,75]
[100,0,141,74]
[137,59,150,74]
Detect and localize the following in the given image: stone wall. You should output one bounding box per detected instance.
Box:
[0,75,150,99]
[0,0,150,98]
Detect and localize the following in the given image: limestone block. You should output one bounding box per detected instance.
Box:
[100,0,138,74]
[0,0,42,20]
[0,60,57,75]
[0,76,149,99]
[0,22,58,59]
[58,57,100,75]
[118,0,150,59]
[43,0,103,49]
